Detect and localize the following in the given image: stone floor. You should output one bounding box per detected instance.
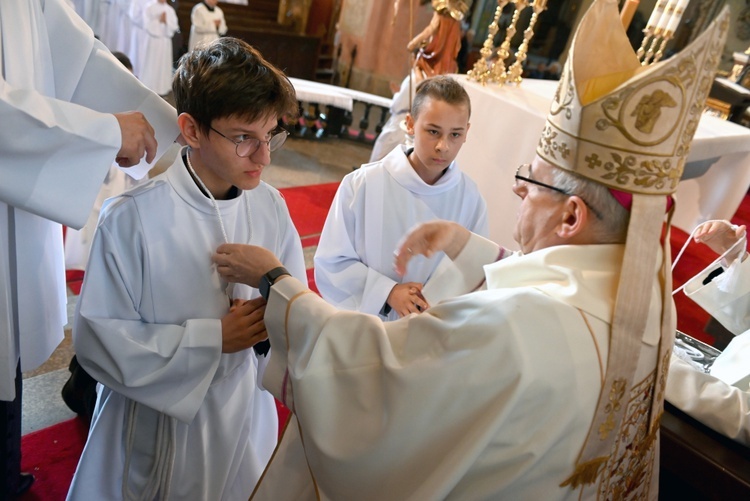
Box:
[21,135,373,435]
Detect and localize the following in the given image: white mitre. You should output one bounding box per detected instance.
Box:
[542,0,731,493]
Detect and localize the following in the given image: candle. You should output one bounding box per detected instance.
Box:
[655,0,677,33]
[620,0,640,30]
[665,0,689,34]
[646,0,668,30]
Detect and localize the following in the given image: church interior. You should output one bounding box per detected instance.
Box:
[11,0,750,498]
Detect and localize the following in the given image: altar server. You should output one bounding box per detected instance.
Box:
[189,0,228,51]
[0,0,178,496]
[139,0,179,95]
[67,38,305,500]
[667,220,750,446]
[314,75,488,320]
[213,1,729,498]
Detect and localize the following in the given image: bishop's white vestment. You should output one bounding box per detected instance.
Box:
[138,1,179,96]
[188,2,227,52]
[666,257,750,446]
[314,145,488,320]
[67,150,306,500]
[0,0,178,401]
[255,236,668,499]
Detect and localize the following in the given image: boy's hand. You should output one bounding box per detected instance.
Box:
[387,282,429,317]
[221,297,267,353]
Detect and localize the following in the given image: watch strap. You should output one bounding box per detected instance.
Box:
[259,266,290,300]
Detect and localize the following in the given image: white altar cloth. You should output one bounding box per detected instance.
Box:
[454,75,750,248]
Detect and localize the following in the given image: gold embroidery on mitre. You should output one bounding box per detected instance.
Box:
[631,90,678,133]
[598,379,626,440]
[597,370,658,499]
[538,125,571,161]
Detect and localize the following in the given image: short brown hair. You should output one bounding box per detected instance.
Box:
[172,38,297,135]
[411,75,471,119]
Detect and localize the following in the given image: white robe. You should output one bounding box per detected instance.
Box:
[64,166,140,271]
[0,0,178,401]
[188,2,227,52]
[127,0,152,78]
[368,75,414,163]
[138,1,179,96]
[666,256,750,445]
[255,239,666,500]
[314,145,488,320]
[67,149,306,500]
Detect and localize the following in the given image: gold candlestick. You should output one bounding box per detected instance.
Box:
[489,0,527,84]
[506,0,548,84]
[468,0,509,85]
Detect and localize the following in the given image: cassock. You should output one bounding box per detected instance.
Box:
[0,0,178,402]
[139,1,179,96]
[314,145,488,320]
[254,237,667,499]
[666,256,750,446]
[189,1,228,52]
[67,148,306,500]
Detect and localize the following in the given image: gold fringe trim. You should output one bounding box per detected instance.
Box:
[560,456,608,489]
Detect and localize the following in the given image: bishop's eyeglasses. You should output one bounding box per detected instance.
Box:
[209,126,289,158]
[514,163,602,219]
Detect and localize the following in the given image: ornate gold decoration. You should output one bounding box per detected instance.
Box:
[467,0,548,86]
[431,0,472,21]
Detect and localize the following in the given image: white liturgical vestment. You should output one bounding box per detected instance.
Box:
[666,257,750,446]
[314,145,488,320]
[67,150,306,499]
[254,237,667,499]
[139,1,179,95]
[0,0,178,401]
[189,2,227,51]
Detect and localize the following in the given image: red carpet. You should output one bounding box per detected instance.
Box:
[32,183,750,499]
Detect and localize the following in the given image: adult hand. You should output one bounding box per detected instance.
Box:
[213,243,282,288]
[221,297,268,353]
[387,282,429,317]
[694,221,746,263]
[394,221,470,276]
[114,111,157,167]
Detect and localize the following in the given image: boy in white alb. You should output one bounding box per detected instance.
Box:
[314,75,488,320]
[67,38,305,500]
[138,0,179,95]
[189,0,227,51]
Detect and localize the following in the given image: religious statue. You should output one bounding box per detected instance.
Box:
[407,0,472,82]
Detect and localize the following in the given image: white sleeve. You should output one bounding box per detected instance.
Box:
[74,203,223,423]
[191,5,216,34]
[665,355,750,446]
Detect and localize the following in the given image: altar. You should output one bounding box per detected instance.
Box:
[454,75,750,247]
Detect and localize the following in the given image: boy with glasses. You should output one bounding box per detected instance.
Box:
[66,38,305,500]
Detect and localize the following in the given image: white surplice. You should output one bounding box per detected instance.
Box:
[67,149,306,500]
[0,0,178,401]
[314,145,488,320]
[127,0,152,78]
[138,1,179,96]
[188,2,227,52]
[255,239,667,500]
[666,256,750,446]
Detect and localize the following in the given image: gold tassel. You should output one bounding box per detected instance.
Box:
[560,456,608,488]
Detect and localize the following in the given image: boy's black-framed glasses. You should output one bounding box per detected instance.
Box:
[209,126,289,157]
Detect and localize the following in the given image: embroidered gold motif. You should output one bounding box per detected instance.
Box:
[631,90,678,133]
[596,155,680,191]
[538,125,571,160]
[598,379,626,440]
[597,370,658,499]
